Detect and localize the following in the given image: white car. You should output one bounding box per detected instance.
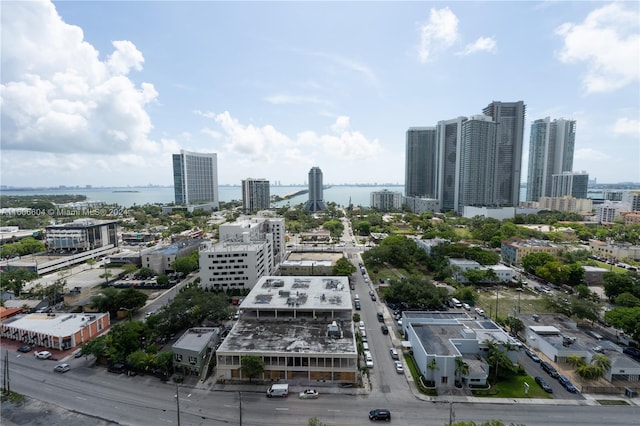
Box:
[462,303,471,311]
[358,321,365,331]
[474,307,485,317]
[394,361,404,374]
[35,351,52,360]
[299,389,319,399]
[54,363,70,373]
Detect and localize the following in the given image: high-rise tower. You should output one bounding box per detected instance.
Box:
[172,150,219,208]
[458,115,498,209]
[526,117,577,202]
[482,101,526,206]
[305,166,326,212]
[436,117,466,212]
[405,127,438,198]
[242,178,271,212]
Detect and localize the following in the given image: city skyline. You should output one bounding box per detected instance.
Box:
[1,1,638,188]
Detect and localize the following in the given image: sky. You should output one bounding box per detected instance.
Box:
[1,0,638,188]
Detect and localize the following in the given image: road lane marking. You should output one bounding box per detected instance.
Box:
[76,397,87,401]
[275,408,289,411]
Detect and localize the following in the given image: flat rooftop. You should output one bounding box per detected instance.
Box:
[3,312,107,337]
[217,315,356,355]
[173,328,220,352]
[240,276,351,312]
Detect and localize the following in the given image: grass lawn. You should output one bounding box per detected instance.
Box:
[591,260,627,274]
[473,375,551,399]
[596,399,629,406]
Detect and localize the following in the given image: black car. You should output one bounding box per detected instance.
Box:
[17,345,32,353]
[369,409,391,421]
[534,376,553,393]
[380,324,389,334]
[108,363,126,374]
[540,361,560,378]
[525,349,541,362]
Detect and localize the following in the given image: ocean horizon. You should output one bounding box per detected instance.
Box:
[0,184,628,209]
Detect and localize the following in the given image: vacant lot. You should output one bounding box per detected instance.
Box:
[476,287,551,319]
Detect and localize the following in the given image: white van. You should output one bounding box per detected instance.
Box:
[363,342,370,351]
[266,383,289,398]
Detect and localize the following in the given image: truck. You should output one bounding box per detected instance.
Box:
[266,383,289,398]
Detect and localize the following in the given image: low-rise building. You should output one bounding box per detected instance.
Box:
[582,265,609,286]
[448,259,514,283]
[501,238,565,265]
[1,312,110,351]
[589,240,640,262]
[142,239,203,275]
[402,311,520,388]
[216,276,358,384]
[172,327,221,377]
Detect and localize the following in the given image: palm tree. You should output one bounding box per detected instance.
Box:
[454,357,470,387]
[566,354,585,368]
[591,354,611,372]
[426,358,439,385]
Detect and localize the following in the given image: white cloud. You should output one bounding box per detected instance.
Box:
[199,111,382,167]
[458,37,497,56]
[612,117,640,137]
[555,3,640,93]
[574,148,611,161]
[264,94,330,106]
[0,0,159,155]
[418,7,460,63]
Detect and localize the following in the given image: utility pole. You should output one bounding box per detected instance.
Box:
[448,401,454,425]
[175,384,181,426]
[239,391,243,426]
[3,349,10,394]
[495,287,499,321]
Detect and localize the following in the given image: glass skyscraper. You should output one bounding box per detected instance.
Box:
[482,101,526,207]
[526,117,577,202]
[305,166,326,212]
[172,150,219,208]
[405,127,438,198]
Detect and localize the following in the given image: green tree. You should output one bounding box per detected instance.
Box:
[156,274,170,287]
[426,358,439,385]
[455,357,470,386]
[603,272,639,302]
[452,286,477,304]
[333,257,357,276]
[615,292,640,307]
[240,355,265,383]
[604,307,640,341]
[172,253,199,275]
[0,269,37,295]
[566,354,585,368]
[115,287,148,311]
[522,252,556,274]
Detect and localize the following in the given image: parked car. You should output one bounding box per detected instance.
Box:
[359,321,366,331]
[525,349,541,363]
[534,376,553,393]
[34,351,52,360]
[389,348,399,360]
[557,375,579,393]
[540,361,559,378]
[369,409,391,421]
[17,345,32,353]
[474,307,485,317]
[380,324,389,334]
[54,363,70,373]
[299,388,319,399]
[394,361,404,374]
[371,294,377,301]
[462,303,471,311]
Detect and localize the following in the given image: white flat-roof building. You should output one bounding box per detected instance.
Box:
[402,312,520,388]
[216,276,358,384]
[1,312,110,351]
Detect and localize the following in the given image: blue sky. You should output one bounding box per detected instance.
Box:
[1,1,638,188]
